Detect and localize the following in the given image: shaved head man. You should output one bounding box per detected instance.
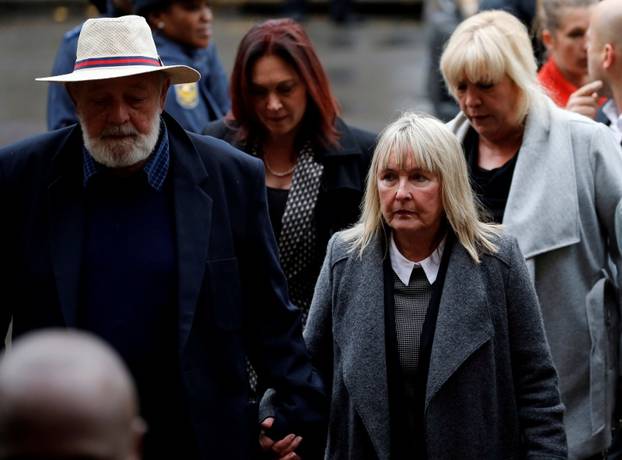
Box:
[0,330,144,460]
[586,0,622,142]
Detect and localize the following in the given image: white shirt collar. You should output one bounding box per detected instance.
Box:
[602,100,622,144]
[389,233,446,285]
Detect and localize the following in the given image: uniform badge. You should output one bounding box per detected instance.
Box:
[174,82,199,109]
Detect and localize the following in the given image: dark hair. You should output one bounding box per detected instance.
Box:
[134,0,199,17]
[230,18,340,149]
[133,0,167,16]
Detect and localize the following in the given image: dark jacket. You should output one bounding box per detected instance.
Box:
[204,117,376,313]
[305,230,567,459]
[0,113,326,460]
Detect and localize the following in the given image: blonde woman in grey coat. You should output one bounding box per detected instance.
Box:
[304,113,566,460]
[441,10,622,459]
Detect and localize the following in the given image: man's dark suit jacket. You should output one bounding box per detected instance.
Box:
[0,113,326,459]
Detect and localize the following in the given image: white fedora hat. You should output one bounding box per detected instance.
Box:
[36,15,200,84]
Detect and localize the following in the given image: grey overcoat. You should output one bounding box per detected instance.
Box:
[449,99,622,459]
[305,230,567,459]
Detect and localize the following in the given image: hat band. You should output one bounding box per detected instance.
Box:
[74,55,162,71]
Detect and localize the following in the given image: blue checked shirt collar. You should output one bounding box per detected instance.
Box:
[82,119,169,191]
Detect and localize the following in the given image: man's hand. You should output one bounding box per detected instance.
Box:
[566,80,603,119]
[259,417,303,460]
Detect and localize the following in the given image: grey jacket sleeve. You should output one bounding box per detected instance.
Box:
[504,238,567,459]
[304,234,338,391]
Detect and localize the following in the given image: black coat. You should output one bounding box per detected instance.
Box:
[0,113,327,460]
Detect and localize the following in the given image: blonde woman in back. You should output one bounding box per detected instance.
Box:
[442,10,622,458]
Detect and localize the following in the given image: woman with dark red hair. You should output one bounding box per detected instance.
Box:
[205,18,375,324]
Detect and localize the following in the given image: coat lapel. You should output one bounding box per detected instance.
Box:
[47,128,86,327]
[425,243,493,409]
[503,100,580,259]
[334,234,392,459]
[449,101,580,260]
[169,122,213,350]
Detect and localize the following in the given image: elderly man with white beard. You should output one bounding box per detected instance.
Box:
[0,15,327,460]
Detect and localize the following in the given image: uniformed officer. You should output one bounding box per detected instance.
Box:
[134,0,231,133]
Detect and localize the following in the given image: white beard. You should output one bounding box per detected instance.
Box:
[81,113,161,168]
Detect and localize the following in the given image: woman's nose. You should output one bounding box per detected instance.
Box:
[464,86,480,107]
[395,179,412,200]
[267,93,282,111]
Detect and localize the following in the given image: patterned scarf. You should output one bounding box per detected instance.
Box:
[247,141,324,393]
[277,142,324,324]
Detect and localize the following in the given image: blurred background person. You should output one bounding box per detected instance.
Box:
[441,10,622,458]
[0,329,145,460]
[283,0,357,24]
[581,0,622,139]
[478,0,545,63]
[134,0,230,133]
[46,0,133,131]
[479,0,534,28]
[205,18,375,326]
[305,112,566,459]
[424,0,476,121]
[537,0,605,115]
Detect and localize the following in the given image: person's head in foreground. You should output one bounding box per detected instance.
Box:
[36,15,199,172]
[0,329,145,460]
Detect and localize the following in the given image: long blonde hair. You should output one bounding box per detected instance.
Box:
[342,112,501,263]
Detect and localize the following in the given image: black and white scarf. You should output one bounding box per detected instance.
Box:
[277,142,324,324]
[247,141,324,393]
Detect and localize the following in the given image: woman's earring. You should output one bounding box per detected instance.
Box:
[157,21,165,29]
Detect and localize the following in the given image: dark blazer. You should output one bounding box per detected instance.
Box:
[204,118,376,312]
[305,230,567,459]
[0,113,326,460]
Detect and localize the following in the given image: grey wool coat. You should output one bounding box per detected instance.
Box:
[304,230,567,460]
[449,99,622,459]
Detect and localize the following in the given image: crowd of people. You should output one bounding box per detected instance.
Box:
[1,0,622,459]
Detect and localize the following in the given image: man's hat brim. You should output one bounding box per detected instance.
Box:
[36,64,200,84]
